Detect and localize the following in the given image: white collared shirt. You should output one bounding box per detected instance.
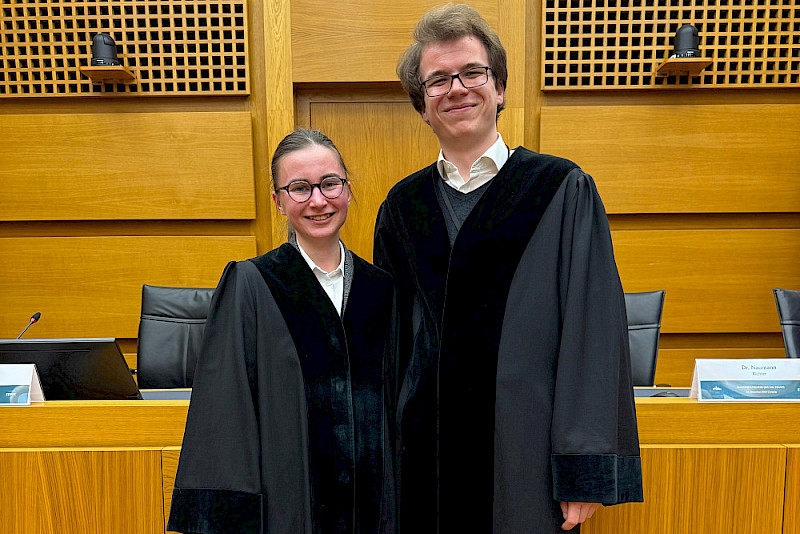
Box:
[436,133,514,193]
[296,240,346,315]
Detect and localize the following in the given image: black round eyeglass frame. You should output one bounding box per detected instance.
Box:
[275,177,348,203]
[420,66,492,98]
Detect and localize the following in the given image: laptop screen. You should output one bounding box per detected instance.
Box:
[0,338,142,400]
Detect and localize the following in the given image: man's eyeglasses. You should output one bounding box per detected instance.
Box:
[420,66,492,98]
[275,176,348,203]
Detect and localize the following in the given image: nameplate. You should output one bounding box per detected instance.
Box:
[0,364,46,405]
[690,359,800,402]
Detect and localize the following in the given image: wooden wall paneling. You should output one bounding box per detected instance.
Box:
[0,236,257,339]
[0,220,254,239]
[290,0,499,83]
[524,0,545,149]
[0,112,256,221]
[0,448,164,534]
[583,445,787,534]
[495,0,527,149]
[309,99,439,260]
[787,445,800,534]
[258,0,295,253]
[118,337,138,371]
[613,229,800,334]
[539,104,800,214]
[608,213,800,232]
[162,447,181,533]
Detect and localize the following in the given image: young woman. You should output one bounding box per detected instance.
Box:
[168,129,396,534]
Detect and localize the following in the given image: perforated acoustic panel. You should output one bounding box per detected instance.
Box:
[542,0,800,89]
[0,0,249,97]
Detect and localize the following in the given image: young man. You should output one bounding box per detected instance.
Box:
[373,5,643,533]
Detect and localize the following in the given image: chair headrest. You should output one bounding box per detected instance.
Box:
[624,290,666,328]
[141,285,215,319]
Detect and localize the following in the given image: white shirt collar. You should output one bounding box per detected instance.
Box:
[436,133,511,193]
[296,240,346,315]
[296,240,345,278]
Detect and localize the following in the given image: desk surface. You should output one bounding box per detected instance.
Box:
[1,397,799,534]
[1,397,800,448]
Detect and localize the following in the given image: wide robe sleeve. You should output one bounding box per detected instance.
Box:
[549,171,643,505]
[167,261,264,533]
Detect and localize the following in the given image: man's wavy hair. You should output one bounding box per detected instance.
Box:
[396,3,507,117]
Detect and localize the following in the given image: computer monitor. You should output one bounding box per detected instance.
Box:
[0,338,142,400]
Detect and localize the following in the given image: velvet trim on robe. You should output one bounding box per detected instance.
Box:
[167,244,396,534]
[374,147,643,534]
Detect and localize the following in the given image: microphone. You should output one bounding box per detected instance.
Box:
[16,312,41,339]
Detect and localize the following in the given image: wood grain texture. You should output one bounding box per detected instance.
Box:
[539,104,800,214]
[0,448,164,534]
[0,236,256,339]
[655,348,789,387]
[2,400,798,532]
[583,445,787,534]
[497,106,525,153]
[162,447,181,534]
[614,229,800,334]
[310,101,439,260]
[496,0,527,148]
[0,402,189,448]
[291,0,498,82]
[2,398,795,448]
[0,112,255,221]
[635,399,800,445]
[260,0,295,252]
[0,220,254,239]
[787,445,800,534]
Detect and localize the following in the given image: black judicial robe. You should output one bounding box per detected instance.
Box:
[167,244,396,534]
[373,148,643,533]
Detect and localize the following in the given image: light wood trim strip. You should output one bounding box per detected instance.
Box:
[786,445,800,534]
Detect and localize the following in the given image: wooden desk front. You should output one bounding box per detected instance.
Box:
[1,399,798,533]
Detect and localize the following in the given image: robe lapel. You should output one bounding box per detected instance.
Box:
[394,164,452,327]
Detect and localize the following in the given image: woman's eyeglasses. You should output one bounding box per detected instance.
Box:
[275,176,348,203]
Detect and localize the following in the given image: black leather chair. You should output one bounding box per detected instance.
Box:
[773,288,800,358]
[136,285,215,389]
[624,290,666,386]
